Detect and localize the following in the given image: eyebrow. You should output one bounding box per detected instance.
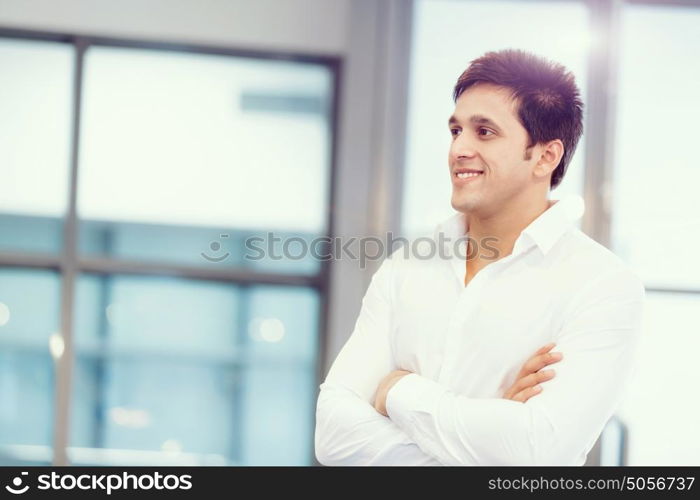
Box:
[448,114,503,133]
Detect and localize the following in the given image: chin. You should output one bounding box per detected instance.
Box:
[451,194,479,213]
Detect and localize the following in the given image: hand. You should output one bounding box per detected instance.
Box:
[503,342,563,403]
[374,369,412,417]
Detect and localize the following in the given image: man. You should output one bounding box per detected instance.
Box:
[314,49,645,465]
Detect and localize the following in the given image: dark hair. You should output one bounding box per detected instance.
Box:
[453,49,583,190]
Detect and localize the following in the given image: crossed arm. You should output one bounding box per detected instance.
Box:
[314,257,645,466]
[314,257,441,465]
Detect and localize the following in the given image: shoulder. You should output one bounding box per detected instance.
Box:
[557,229,645,307]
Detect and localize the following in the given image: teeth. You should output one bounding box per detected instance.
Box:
[456,172,482,178]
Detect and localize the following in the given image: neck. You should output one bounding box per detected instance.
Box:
[465,193,552,262]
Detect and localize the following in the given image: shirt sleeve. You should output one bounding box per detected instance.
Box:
[314,253,442,466]
[385,268,646,465]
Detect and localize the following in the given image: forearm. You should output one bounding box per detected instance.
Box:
[315,382,443,466]
[385,374,557,465]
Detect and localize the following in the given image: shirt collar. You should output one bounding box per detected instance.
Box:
[518,194,584,256]
[435,194,585,259]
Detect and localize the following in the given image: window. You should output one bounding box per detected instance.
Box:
[0,269,60,465]
[611,3,700,465]
[402,0,588,236]
[78,46,333,274]
[70,276,319,465]
[615,292,700,465]
[0,38,73,254]
[611,4,700,290]
[0,33,336,466]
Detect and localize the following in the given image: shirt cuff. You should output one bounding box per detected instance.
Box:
[385,373,449,430]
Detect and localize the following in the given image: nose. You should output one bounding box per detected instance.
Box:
[450,133,477,163]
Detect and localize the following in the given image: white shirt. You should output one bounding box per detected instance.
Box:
[314,195,646,466]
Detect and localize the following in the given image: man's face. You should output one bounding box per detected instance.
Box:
[448,83,539,216]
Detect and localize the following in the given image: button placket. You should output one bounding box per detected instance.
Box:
[436,268,491,385]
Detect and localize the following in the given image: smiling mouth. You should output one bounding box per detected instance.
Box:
[455,171,483,179]
[453,168,484,181]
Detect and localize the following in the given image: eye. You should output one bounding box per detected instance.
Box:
[450,127,461,138]
[477,127,495,137]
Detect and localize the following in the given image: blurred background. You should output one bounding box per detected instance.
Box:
[0,0,698,466]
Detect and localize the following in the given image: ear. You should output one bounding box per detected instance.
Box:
[533,139,564,179]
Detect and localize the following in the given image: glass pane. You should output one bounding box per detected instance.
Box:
[0,268,60,465]
[0,38,73,254]
[240,286,319,465]
[611,5,700,289]
[402,0,588,236]
[70,275,320,465]
[77,46,334,273]
[615,292,700,465]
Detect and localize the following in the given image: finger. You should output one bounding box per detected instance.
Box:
[519,351,563,377]
[515,344,557,379]
[511,385,543,403]
[533,342,556,356]
[505,370,549,399]
[508,369,555,396]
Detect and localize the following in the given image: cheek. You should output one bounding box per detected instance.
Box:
[485,147,523,177]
